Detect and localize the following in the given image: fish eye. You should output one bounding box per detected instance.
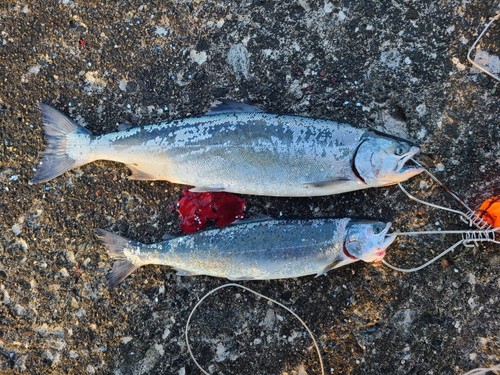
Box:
[395,145,405,156]
[372,224,385,234]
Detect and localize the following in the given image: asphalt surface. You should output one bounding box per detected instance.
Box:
[1,1,499,374]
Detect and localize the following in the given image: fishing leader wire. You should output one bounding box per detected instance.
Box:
[381,160,499,272]
[382,228,499,273]
[403,159,491,230]
[467,12,500,82]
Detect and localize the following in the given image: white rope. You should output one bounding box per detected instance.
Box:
[401,159,492,230]
[410,159,492,230]
[383,228,499,272]
[462,363,500,375]
[185,283,325,375]
[467,13,500,82]
[382,240,463,273]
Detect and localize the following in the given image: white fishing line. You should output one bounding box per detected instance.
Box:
[462,363,500,375]
[399,182,476,225]
[467,12,500,82]
[185,283,325,375]
[383,161,499,272]
[383,228,499,272]
[403,159,491,230]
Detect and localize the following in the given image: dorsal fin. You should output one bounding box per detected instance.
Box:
[205,99,263,115]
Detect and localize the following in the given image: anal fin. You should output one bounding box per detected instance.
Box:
[127,165,156,180]
[226,275,254,281]
[175,268,199,277]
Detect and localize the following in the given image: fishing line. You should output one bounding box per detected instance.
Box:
[391,12,500,270]
[382,228,500,272]
[384,161,499,272]
[467,12,500,82]
[410,158,489,226]
[401,159,491,230]
[462,363,500,375]
[185,283,325,375]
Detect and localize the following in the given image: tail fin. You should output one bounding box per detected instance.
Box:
[95,229,142,288]
[31,103,94,184]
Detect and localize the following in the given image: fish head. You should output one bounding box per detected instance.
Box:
[343,221,396,263]
[354,131,424,186]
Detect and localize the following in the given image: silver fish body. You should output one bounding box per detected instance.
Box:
[32,101,423,196]
[97,218,396,287]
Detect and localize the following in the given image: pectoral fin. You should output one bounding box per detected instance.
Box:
[303,178,351,188]
[315,257,358,277]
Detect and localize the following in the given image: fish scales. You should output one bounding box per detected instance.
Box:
[32,101,423,195]
[97,218,396,286]
[92,113,362,192]
[150,218,351,280]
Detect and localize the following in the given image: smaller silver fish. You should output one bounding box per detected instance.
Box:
[97,218,396,287]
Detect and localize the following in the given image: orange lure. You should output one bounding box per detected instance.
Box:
[477,195,500,228]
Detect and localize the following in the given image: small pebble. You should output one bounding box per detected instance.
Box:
[59,268,70,278]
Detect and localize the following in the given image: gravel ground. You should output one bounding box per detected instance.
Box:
[1,1,499,374]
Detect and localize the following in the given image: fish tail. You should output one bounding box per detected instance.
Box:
[95,229,142,288]
[31,103,94,184]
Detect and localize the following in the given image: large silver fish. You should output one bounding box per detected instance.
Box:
[96,218,396,287]
[32,100,423,196]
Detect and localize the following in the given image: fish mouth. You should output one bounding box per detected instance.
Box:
[380,222,396,250]
[381,223,397,250]
[350,222,395,263]
[396,146,425,177]
[369,223,396,262]
[381,222,392,236]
